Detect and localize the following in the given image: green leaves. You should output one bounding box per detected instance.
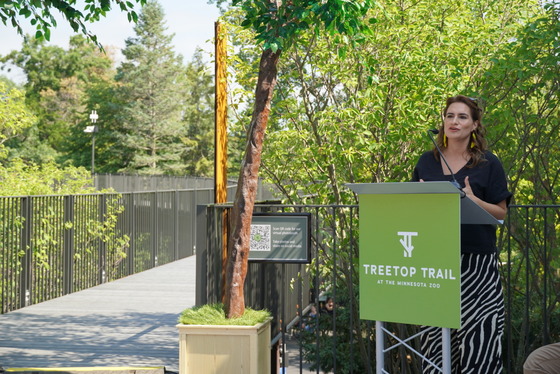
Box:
[0,159,94,196]
[0,0,147,45]
[0,82,36,158]
[474,5,560,205]
[233,0,376,52]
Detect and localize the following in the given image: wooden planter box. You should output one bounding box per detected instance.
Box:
[177,318,271,374]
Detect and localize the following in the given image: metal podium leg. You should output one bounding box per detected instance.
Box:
[376,321,384,373]
[442,327,451,374]
[375,322,451,374]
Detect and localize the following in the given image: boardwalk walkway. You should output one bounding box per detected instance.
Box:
[0,256,196,373]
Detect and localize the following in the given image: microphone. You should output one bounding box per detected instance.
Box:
[427,129,465,197]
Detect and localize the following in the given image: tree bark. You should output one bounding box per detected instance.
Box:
[224,48,281,318]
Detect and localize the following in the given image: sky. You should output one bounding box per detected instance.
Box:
[0,0,222,84]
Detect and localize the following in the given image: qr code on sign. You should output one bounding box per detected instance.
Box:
[250,224,272,252]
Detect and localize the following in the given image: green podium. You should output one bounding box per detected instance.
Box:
[347,181,501,374]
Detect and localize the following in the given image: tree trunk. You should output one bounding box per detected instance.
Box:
[224,48,281,319]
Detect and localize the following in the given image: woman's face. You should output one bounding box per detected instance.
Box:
[443,102,478,143]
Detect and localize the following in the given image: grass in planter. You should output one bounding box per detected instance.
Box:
[178,303,271,326]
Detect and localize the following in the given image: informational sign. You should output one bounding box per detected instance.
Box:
[358,193,461,329]
[249,213,311,263]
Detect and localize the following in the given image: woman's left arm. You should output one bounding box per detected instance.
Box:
[463,176,508,220]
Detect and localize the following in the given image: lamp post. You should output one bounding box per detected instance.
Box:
[84,110,99,175]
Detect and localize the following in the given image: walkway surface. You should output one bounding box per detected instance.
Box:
[0,256,196,373]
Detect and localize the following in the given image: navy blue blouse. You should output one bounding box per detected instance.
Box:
[412,150,512,254]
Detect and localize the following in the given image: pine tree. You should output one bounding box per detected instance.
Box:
[115,0,186,175]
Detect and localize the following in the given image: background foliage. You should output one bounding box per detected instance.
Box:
[223,0,550,206]
[1,0,216,177]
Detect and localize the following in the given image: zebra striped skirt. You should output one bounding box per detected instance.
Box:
[420,252,505,374]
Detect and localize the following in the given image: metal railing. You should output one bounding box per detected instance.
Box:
[0,173,277,315]
[94,173,220,192]
[2,187,557,373]
[0,187,224,314]
[199,203,560,374]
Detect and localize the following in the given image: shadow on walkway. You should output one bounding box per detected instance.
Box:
[0,256,196,373]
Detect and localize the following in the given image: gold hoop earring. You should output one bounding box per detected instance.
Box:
[470,132,477,149]
[443,134,448,147]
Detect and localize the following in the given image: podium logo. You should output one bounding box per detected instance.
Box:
[398,231,418,257]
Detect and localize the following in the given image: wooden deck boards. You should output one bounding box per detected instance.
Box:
[0,256,196,373]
